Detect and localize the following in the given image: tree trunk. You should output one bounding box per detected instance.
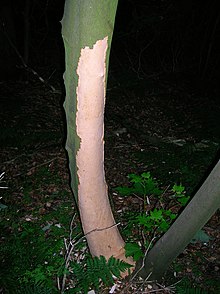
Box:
[138,159,220,280]
[61,0,134,265]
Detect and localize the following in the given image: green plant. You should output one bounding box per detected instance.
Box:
[66,255,132,293]
[22,263,61,289]
[116,172,192,263]
[15,283,54,294]
[115,173,185,237]
[115,172,162,210]
[172,184,190,206]
[115,172,190,210]
[124,209,177,261]
[0,208,68,292]
[124,242,144,261]
[136,208,177,233]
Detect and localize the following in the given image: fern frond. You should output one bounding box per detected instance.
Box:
[87,256,101,289]
[108,256,132,277]
[16,284,53,294]
[69,255,132,292]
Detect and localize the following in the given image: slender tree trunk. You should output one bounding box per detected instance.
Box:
[61,0,134,265]
[138,160,220,280]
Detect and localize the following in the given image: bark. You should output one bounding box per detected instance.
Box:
[61,0,134,266]
[138,160,220,280]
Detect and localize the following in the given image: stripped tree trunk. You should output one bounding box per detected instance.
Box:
[61,0,220,281]
[61,0,134,265]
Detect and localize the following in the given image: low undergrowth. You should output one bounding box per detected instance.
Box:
[0,166,72,293]
[0,167,219,293]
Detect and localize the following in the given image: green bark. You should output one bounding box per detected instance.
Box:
[61,0,118,201]
[61,0,134,264]
[138,160,220,280]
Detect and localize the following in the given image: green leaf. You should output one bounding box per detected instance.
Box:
[163,209,177,220]
[170,213,177,220]
[136,214,152,227]
[178,196,190,206]
[133,182,145,195]
[125,242,144,261]
[159,220,170,231]
[142,177,162,196]
[116,172,162,198]
[107,256,132,277]
[70,255,132,292]
[172,184,185,194]
[150,209,163,221]
[114,186,134,196]
[141,172,151,179]
[128,173,142,183]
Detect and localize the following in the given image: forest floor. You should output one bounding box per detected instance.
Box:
[0,69,220,293]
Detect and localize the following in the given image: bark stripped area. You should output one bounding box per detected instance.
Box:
[75,37,133,265]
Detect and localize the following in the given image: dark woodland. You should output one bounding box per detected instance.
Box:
[0,0,219,293]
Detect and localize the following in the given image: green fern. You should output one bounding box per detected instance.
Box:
[68,255,132,293]
[15,284,54,294]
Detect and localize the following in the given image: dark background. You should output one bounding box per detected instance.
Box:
[0,0,219,96]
